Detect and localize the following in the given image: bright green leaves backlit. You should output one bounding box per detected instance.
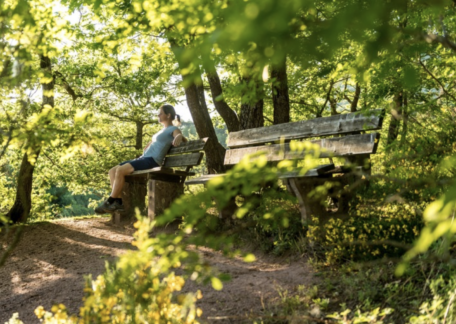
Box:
[61,0,451,86]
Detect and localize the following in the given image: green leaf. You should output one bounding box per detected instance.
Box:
[243,253,256,262]
[211,277,223,291]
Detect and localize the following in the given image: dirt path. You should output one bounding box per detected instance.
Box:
[0,218,316,323]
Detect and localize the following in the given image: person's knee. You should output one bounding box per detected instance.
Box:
[109,166,118,176]
[117,164,133,176]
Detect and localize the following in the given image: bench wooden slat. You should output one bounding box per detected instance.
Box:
[163,152,204,168]
[167,138,209,155]
[131,167,196,177]
[185,164,336,185]
[227,109,384,148]
[224,133,380,165]
[185,174,223,185]
[278,164,335,178]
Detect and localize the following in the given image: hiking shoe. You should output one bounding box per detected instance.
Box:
[94,200,124,214]
[94,200,110,214]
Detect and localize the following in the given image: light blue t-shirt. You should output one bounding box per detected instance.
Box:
[143,126,178,165]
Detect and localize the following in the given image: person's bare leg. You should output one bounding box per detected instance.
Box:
[111,163,134,198]
[109,165,119,189]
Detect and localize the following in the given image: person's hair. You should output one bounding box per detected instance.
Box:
[161,104,181,127]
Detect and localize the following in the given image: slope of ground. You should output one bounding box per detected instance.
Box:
[0,218,315,323]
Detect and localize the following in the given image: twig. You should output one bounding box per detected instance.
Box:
[443,289,456,324]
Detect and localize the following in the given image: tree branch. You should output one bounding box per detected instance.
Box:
[263,115,274,124]
[418,58,456,102]
[351,83,361,112]
[318,80,334,117]
[420,32,456,52]
[54,71,83,101]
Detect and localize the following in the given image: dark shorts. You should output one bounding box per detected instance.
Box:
[119,156,160,171]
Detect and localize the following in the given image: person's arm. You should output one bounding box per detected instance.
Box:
[172,129,187,146]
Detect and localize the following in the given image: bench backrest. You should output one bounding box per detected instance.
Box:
[224,110,384,166]
[162,138,208,168]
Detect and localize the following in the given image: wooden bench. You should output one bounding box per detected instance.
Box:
[185,110,384,223]
[112,138,208,224]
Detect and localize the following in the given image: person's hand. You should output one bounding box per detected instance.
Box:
[173,134,183,146]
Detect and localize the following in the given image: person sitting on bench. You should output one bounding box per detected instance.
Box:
[95,104,187,214]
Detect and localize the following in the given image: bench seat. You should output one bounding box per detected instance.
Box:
[131,167,196,177]
[185,164,336,185]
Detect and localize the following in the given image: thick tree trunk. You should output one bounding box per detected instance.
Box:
[271,57,290,124]
[387,91,403,145]
[170,41,226,174]
[240,76,264,130]
[240,100,264,129]
[205,65,240,132]
[6,152,40,223]
[187,82,226,173]
[7,55,54,224]
[135,120,144,150]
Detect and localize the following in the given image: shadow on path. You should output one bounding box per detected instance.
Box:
[0,218,134,324]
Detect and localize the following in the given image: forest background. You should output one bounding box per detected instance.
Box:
[3,0,456,322]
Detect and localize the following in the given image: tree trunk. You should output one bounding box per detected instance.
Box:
[271,56,290,124]
[135,120,144,150]
[330,97,338,116]
[205,62,240,132]
[387,91,403,145]
[189,82,226,173]
[400,92,408,146]
[351,83,361,112]
[170,41,226,174]
[240,76,264,130]
[240,100,264,129]
[7,55,54,224]
[317,80,335,117]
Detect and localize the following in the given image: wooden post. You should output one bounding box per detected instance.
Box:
[287,178,328,224]
[148,179,184,221]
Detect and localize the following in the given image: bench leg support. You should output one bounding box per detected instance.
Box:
[112,178,148,225]
[148,179,184,221]
[287,178,327,224]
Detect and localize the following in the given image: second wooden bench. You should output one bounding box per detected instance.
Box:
[185,110,384,223]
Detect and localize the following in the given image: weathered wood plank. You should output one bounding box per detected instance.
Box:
[224,133,380,165]
[278,164,335,178]
[148,179,184,220]
[131,167,195,177]
[185,164,337,185]
[185,174,223,185]
[227,109,384,148]
[167,138,209,155]
[163,152,204,168]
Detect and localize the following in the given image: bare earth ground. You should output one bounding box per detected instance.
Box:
[0,218,316,323]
